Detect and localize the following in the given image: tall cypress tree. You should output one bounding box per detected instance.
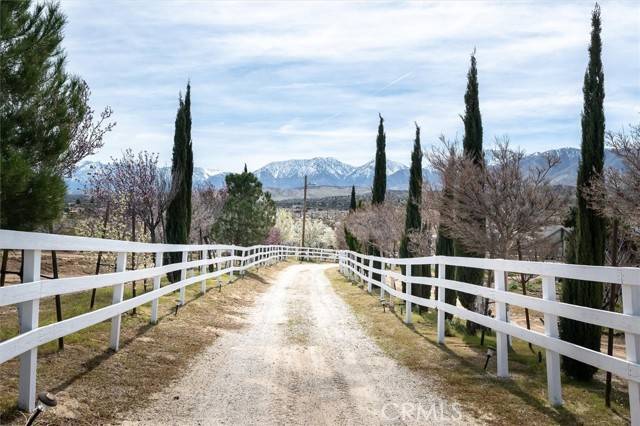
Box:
[399,124,430,308]
[165,83,193,282]
[371,113,386,205]
[349,185,357,212]
[560,4,606,381]
[369,113,386,284]
[183,82,193,234]
[454,51,486,333]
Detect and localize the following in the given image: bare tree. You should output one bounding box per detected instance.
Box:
[343,202,404,258]
[584,123,640,254]
[431,136,567,260]
[430,136,568,341]
[134,153,178,244]
[583,123,639,405]
[406,184,440,257]
[190,184,228,243]
[58,80,116,177]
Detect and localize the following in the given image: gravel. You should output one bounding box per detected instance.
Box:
[124,264,475,425]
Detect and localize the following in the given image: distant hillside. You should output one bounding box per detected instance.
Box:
[66,147,624,196]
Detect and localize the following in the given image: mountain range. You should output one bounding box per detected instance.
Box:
[66,147,624,195]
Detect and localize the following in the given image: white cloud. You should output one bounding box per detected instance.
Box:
[59,0,640,171]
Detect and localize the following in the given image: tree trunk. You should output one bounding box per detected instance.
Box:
[605,219,619,407]
[517,241,535,353]
[91,202,110,309]
[51,250,64,350]
[0,249,8,287]
[131,210,137,315]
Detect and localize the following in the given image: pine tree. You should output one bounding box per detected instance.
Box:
[399,124,430,308]
[371,113,386,205]
[560,4,606,381]
[0,1,86,230]
[454,51,486,333]
[165,83,193,281]
[349,186,357,212]
[213,168,276,246]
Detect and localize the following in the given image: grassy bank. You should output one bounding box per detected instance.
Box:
[0,262,286,425]
[326,267,631,425]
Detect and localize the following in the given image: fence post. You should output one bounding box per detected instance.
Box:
[200,249,207,294]
[404,262,413,324]
[622,283,640,425]
[437,263,446,344]
[150,251,163,324]
[541,275,562,406]
[109,252,127,351]
[349,253,354,280]
[179,251,188,304]
[380,261,386,301]
[17,249,41,411]
[367,256,373,293]
[229,249,235,279]
[494,269,509,378]
[242,248,247,275]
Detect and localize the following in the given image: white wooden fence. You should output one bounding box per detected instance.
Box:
[338,250,640,425]
[0,230,337,411]
[1,229,637,423]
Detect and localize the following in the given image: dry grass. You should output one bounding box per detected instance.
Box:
[0,261,287,425]
[327,267,631,425]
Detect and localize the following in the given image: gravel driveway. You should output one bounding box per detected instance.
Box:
[125,264,474,425]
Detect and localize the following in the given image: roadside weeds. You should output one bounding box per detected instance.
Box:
[0,262,287,425]
[326,267,630,425]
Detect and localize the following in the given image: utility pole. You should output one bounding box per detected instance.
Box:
[301,175,307,249]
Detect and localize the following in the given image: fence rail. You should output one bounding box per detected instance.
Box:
[0,230,337,411]
[2,229,638,423]
[337,250,640,425]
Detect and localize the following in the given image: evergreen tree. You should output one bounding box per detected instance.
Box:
[183,83,194,234]
[399,124,430,308]
[435,227,456,319]
[454,51,486,333]
[369,113,386,283]
[0,1,86,230]
[165,83,193,281]
[560,4,606,381]
[344,226,361,252]
[214,168,276,246]
[349,186,357,212]
[345,186,360,254]
[371,113,386,205]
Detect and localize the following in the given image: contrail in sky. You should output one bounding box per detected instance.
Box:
[316,71,415,125]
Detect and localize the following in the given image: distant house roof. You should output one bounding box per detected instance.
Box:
[540,225,570,240]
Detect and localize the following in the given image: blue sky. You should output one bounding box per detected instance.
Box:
[60,1,639,172]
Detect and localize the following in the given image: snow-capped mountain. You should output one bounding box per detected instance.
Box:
[254,157,355,188]
[345,159,408,187]
[65,161,102,193]
[65,148,625,194]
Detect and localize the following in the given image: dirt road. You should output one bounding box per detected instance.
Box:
[126,264,473,425]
